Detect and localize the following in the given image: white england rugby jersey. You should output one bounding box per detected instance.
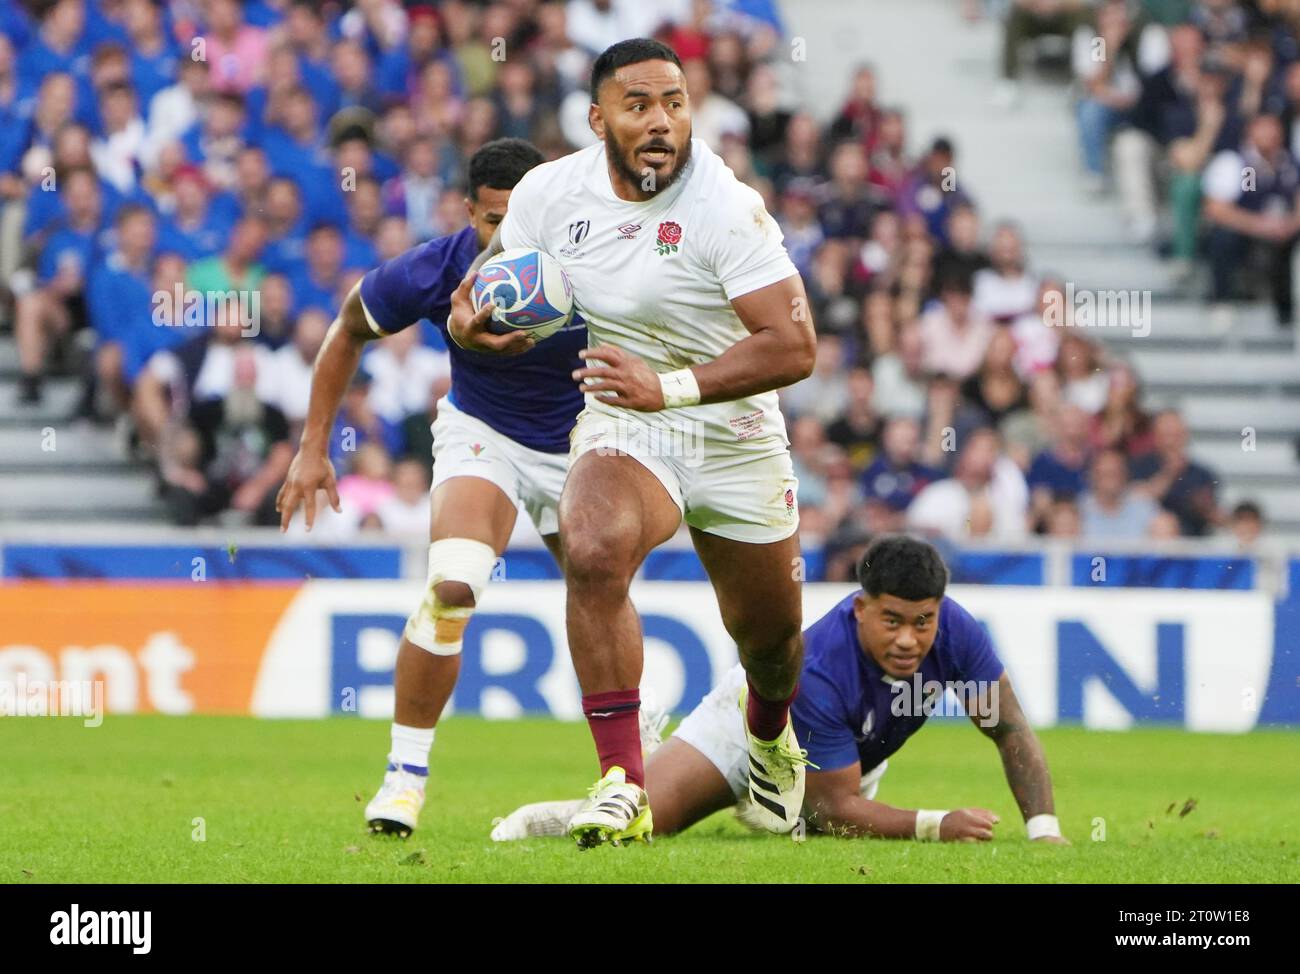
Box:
[499,138,800,451]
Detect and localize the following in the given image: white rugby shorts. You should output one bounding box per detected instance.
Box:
[430,396,568,536]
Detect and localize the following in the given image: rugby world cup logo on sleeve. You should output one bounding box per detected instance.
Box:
[656,221,682,256]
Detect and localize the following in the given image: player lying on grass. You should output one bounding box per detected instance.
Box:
[275,139,589,839]
[492,535,1069,845]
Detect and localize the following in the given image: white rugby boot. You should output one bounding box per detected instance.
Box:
[738,685,811,834]
[566,766,653,849]
[364,763,427,838]
[490,799,584,841]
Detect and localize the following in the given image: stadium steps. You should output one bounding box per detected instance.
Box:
[0,338,167,523]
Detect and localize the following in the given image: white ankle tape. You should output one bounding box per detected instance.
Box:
[405,538,497,655]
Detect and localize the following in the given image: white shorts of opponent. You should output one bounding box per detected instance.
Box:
[674,662,888,802]
[569,407,800,544]
[431,396,569,536]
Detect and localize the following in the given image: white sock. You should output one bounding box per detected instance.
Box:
[390,723,435,771]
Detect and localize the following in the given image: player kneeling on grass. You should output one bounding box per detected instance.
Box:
[493,535,1069,845]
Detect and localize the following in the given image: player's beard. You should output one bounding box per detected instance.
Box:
[606,128,693,197]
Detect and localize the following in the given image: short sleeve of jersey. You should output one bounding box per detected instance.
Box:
[1202,151,1244,204]
[498,166,545,252]
[359,238,456,337]
[944,599,1005,685]
[701,179,798,301]
[790,669,861,773]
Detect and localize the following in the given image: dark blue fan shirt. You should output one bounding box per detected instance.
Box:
[791,594,1005,772]
[359,225,586,454]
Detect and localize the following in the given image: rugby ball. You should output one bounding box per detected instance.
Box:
[472,248,574,340]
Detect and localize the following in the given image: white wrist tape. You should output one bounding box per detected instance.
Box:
[658,368,701,408]
[915,809,947,842]
[1026,814,1061,840]
[405,538,497,655]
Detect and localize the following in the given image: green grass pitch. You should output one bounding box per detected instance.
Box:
[2,715,1296,883]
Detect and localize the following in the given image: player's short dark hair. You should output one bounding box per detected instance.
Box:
[467,138,544,200]
[857,535,949,602]
[590,37,683,103]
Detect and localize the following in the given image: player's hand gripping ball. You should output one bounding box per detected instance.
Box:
[472,248,574,341]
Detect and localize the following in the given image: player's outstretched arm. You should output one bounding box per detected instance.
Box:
[803,764,1000,842]
[971,674,1069,844]
[275,282,373,531]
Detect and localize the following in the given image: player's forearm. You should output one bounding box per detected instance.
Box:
[299,317,368,453]
[995,729,1056,820]
[809,795,921,839]
[689,328,815,404]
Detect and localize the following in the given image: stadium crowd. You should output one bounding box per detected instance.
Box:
[0,0,1263,578]
[993,0,1300,325]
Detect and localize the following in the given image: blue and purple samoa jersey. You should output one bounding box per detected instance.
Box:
[359,225,587,454]
[791,594,1005,772]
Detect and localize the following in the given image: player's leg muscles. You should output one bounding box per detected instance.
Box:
[644,738,736,835]
[690,528,803,701]
[395,475,517,727]
[558,452,680,692]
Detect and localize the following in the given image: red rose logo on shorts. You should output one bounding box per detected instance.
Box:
[784,487,795,515]
[656,221,682,256]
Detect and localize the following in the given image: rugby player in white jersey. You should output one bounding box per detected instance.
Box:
[448,39,818,847]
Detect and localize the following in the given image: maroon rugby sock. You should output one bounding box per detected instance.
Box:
[582,688,644,787]
[745,677,798,742]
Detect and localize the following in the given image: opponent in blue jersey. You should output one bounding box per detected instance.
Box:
[493,535,1068,844]
[276,139,586,838]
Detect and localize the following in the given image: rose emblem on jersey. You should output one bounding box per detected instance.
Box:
[655,221,682,256]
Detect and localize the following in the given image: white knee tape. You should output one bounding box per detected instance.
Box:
[404,538,498,655]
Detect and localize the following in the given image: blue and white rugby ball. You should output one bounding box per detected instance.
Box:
[472,248,574,340]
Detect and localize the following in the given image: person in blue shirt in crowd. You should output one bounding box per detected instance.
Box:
[493,535,1069,846]
[15,165,103,403]
[274,138,587,840]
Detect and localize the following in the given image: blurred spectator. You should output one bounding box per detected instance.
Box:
[15,166,102,404]
[931,202,990,296]
[861,415,943,514]
[744,63,791,171]
[1010,277,1064,378]
[289,223,347,316]
[1130,409,1222,536]
[775,179,824,279]
[899,136,972,242]
[961,328,1030,426]
[161,345,291,526]
[1072,0,1142,193]
[918,270,996,381]
[400,373,453,464]
[271,308,331,429]
[143,54,209,168]
[375,457,434,536]
[203,0,269,94]
[90,81,144,193]
[1045,495,1083,538]
[1202,112,1300,326]
[1079,447,1160,538]
[1002,369,1064,470]
[998,0,1095,105]
[818,141,876,241]
[1026,402,1094,524]
[907,426,1030,541]
[770,112,823,191]
[363,324,451,425]
[825,367,882,469]
[156,164,228,261]
[865,108,911,204]
[783,334,849,424]
[972,221,1038,322]
[327,367,403,470]
[1226,499,1264,548]
[805,239,858,336]
[1055,332,1110,413]
[337,441,396,520]
[870,320,928,419]
[384,137,443,242]
[682,57,748,148]
[1088,361,1155,456]
[829,64,880,146]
